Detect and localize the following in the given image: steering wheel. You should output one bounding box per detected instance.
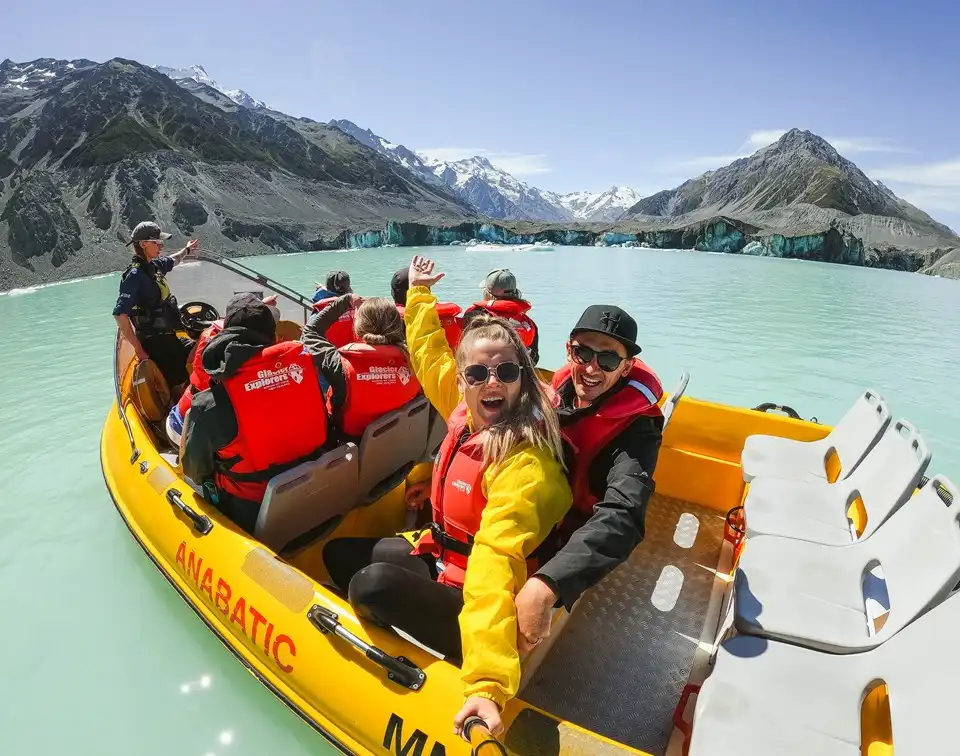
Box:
[180,301,220,335]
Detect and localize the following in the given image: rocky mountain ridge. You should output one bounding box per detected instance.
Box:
[624,129,956,249]
[0,57,470,289]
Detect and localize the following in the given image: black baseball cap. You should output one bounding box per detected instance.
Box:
[127,221,172,245]
[570,304,642,356]
[326,270,352,295]
[390,268,410,305]
[224,293,277,340]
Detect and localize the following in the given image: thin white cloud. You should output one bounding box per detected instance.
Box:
[828,137,912,155]
[872,160,960,188]
[746,129,787,149]
[872,159,960,216]
[417,147,552,176]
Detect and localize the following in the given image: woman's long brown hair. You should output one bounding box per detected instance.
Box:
[455,313,564,469]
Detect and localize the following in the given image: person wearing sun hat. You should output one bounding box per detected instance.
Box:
[513,303,666,654]
[112,220,199,391]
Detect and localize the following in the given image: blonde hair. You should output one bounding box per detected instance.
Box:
[353,297,406,347]
[456,314,564,469]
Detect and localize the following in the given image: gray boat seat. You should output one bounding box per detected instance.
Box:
[256,443,359,552]
[661,371,690,430]
[745,419,931,544]
[357,396,431,504]
[690,587,960,756]
[424,405,448,461]
[734,476,960,652]
[741,389,890,483]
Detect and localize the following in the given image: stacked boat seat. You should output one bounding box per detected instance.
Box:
[741,389,891,483]
[424,403,448,462]
[744,419,931,544]
[661,371,690,429]
[256,443,360,553]
[356,395,430,505]
[734,476,960,652]
[254,396,431,553]
[690,565,960,756]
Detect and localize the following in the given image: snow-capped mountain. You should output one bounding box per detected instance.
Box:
[154,64,268,110]
[556,186,642,222]
[427,156,572,222]
[328,119,440,185]
[0,58,97,90]
[328,119,639,222]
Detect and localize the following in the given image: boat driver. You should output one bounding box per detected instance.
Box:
[112,221,198,394]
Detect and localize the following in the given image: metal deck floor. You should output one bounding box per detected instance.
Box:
[520,495,725,754]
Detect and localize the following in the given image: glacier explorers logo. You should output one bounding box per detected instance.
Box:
[244,363,303,392]
[358,365,411,385]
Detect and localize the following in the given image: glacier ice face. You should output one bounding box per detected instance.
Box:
[348,229,384,249]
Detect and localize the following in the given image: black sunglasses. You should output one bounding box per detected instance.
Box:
[570,343,626,373]
[462,362,523,386]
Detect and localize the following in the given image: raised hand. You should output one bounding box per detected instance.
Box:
[408,255,445,289]
[185,239,199,254]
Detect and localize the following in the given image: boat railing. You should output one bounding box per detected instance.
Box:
[113,328,140,463]
[194,250,314,313]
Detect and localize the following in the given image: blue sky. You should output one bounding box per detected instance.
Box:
[3,0,959,228]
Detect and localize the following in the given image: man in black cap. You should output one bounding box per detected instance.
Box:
[112,221,199,391]
[182,292,353,533]
[514,304,664,652]
[312,269,352,303]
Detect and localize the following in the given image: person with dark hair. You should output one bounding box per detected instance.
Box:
[312,270,357,347]
[165,296,280,448]
[513,304,665,655]
[181,293,347,533]
[391,267,463,347]
[312,269,352,303]
[462,269,539,364]
[112,221,198,391]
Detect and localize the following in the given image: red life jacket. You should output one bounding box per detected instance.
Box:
[553,359,664,515]
[312,297,356,348]
[177,320,223,416]
[336,342,421,437]
[397,301,464,349]
[410,403,542,589]
[410,404,487,588]
[464,299,536,348]
[214,341,329,503]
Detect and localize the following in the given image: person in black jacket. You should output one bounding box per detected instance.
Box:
[112,221,199,392]
[514,305,663,652]
[182,293,357,532]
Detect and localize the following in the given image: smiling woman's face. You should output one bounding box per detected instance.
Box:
[457,337,523,429]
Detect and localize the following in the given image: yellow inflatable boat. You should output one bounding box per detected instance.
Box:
[100,253,892,755]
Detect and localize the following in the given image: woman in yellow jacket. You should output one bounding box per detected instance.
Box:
[322,255,571,735]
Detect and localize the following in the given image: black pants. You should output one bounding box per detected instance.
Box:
[323,537,464,661]
[142,332,192,388]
